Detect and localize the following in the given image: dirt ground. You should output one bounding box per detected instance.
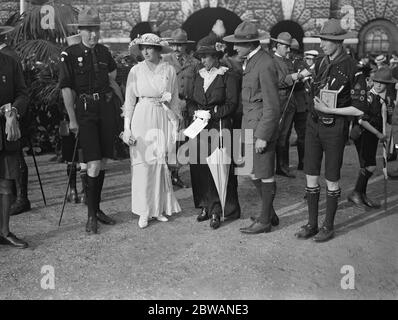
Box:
[0,144,397,300]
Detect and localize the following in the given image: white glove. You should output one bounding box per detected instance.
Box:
[194,110,211,121]
[122,128,136,146]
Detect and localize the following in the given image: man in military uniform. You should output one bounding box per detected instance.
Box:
[0,25,31,216]
[224,21,280,234]
[162,28,200,188]
[271,32,310,178]
[59,7,117,234]
[295,19,367,242]
[0,26,29,248]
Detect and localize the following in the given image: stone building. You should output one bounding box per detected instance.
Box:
[1,0,398,57]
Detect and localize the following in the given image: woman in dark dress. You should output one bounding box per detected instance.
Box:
[188,34,241,229]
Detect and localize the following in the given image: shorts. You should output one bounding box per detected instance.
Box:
[76,95,117,163]
[251,139,276,179]
[0,151,20,180]
[304,115,348,182]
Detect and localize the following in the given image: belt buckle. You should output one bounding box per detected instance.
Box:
[93,93,100,101]
[320,117,335,126]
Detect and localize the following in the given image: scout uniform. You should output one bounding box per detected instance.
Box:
[0,42,29,248]
[59,7,117,234]
[295,19,368,242]
[224,21,281,234]
[348,67,397,207]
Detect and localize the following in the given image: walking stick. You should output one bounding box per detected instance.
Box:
[278,80,297,129]
[28,140,46,206]
[382,103,388,212]
[58,136,79,226]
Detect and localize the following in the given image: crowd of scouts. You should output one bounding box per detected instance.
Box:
[0,6,397,249]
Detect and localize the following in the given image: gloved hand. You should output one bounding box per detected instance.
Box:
[194,110,211,121]
[122,128,136,146]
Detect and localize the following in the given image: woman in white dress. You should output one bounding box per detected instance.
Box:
[123,33,181,228]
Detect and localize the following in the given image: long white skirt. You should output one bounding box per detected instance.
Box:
[130,99,181,218]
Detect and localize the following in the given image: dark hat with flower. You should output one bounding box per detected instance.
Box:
[371,67,398,84]
[194,33,226,59]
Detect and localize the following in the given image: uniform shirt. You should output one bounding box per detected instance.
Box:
[0,52,28,151]
[58,43,117,95]
[273,53,295,90]
[362,89,394,131]
[312,50,367,114]
[162,52,200,100]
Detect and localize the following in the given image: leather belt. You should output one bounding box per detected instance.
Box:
[79,92,103,101]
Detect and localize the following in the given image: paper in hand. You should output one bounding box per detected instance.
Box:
[183,117,208,139]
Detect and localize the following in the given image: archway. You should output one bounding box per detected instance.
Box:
[358,19,398,57]
[270,20,305,52]
[182,7,242,43]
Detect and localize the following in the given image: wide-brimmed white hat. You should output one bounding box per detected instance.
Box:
[129,33,172,54]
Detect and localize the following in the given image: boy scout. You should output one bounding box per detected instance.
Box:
[59,7,117,234]
[295,19,367,242]
[224,21,280,234]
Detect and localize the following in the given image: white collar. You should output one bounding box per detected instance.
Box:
[199,66,229,92]
[274,52,283,58]
[246,46,261,61]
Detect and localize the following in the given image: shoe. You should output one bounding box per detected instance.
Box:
[67,188,80,204]
[362,194,381,209]
[171,176,187,188]
[240,221,271,234]
[85,216,98,234]
[138,216,148,229]
[271,213,279,227]
[209,214,221,229]
[79,190,87,204]
[297,162,304,171]
[96,210,116,225]
[313,226,334,242]
[0,232,28,249]
[197,208,209,222]
[276,168,296,178]
[295,224,318,239]
[9,197,31,216]
[347,191,366,208]
[156,216,168,222]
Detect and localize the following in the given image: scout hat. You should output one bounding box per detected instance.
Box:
[68,7,101,27]
[166,28,194,44]
[223,21,268,43]
[0,25,14,35]
[270,32,292,46]
[129,33,172,54]
[371,67,398,84]
[194,34,225,59]
[314,18,355,40]
[304,50,319,58]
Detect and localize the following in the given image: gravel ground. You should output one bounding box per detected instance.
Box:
[0,144,397,300]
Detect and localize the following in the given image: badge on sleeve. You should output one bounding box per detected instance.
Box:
[359,96,364,101]
[78,57,83,67]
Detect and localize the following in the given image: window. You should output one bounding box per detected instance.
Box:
[364,27,390,54]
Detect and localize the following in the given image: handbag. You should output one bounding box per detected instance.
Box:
[349,124,364,141]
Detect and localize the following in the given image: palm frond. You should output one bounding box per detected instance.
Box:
[15,39,61,63]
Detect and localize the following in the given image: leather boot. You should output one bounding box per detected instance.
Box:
[362,169,380,208]
[96,170,115,225]
[197,207,209,222]
[347,169,367,208]
[79,169,87,205]
[171,168,187,188]
[209,213,221,229]
[9,155,31,216]
[314,188,340,242]
[86,176,98,234]
[295,185,320,239]
[66,163,79,203]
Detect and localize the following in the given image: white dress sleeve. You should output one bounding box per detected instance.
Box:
[123,66,138,130]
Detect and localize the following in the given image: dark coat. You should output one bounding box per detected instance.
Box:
[0,52,28,153]
[241,49,280,142]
